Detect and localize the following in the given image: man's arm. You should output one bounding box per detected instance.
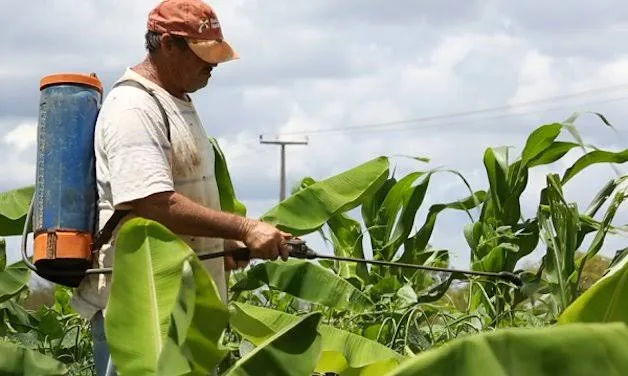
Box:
[126,190,291,260]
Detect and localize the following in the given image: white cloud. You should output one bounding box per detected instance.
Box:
[4,122,37,151]
[2,0,627,269]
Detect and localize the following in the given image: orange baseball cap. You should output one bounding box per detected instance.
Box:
[147,0,239,64]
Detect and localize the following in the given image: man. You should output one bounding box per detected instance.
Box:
[70,1,292,374]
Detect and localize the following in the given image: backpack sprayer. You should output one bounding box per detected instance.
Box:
[21,72,522,289]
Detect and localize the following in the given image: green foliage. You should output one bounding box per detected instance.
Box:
[209,137,247,216]
[385,322,628,376]
[230,302,404,374]
[231,260,373,312]
[224,311,323,376]
[0,185,33,236]
[105,217,230,375]
[0,114,626,374]
[0,340,68,375]
[559,247,628,325]
[260,156,390,236]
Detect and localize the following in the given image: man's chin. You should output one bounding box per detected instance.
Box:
[187,80,210,93]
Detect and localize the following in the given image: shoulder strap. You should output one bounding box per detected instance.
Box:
[92,79,171,251]
[113,79,171,141]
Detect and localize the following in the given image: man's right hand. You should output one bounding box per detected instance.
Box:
[241,219,293,261]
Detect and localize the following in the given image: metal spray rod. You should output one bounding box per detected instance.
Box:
[200,240,523,286]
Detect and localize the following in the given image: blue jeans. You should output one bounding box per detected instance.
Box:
[90,310,117,376]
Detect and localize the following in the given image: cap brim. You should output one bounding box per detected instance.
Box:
[186,39,239,64]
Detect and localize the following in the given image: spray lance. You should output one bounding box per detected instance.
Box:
[198,239,523,286]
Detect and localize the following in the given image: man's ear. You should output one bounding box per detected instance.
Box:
[160,33,175,54]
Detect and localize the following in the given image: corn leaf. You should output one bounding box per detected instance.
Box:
[520,123,563,166]
[362,177,397,251]
[537,174,579,311]
[326,213,368,282]
[400,191,486,264]
[562,149,628,184]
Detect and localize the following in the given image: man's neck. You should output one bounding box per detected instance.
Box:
[132,56,187,100]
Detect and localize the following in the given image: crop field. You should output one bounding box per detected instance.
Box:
[1,113,627,375]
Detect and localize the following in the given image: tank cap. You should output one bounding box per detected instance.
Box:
[40,73,103,93]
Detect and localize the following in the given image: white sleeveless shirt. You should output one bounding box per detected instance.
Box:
[71,68,227,319]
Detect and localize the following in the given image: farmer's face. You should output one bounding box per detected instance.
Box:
[162,34,218,93]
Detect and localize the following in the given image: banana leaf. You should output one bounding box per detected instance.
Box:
[230,302,404,375]
[260,156,389,236]
[223,311,323,376]
[209,137,247,216]
[385,322,628,376]
[106,218,230,375]
[0,185,33,236]
[559,237,628,325]
[0,341,68,375]
[231,260,373,312]
[0,261,30,303]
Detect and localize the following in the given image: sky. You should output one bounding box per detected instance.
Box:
[1,0,627,279]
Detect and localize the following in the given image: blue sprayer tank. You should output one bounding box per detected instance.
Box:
[33,73,103,287]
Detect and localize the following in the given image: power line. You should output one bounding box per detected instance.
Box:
[307,95,628,136]
[274,84,628,137]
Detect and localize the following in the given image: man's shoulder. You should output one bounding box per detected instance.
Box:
[97,81,166,125]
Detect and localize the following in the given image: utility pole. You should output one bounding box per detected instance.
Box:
[259,135,309,201]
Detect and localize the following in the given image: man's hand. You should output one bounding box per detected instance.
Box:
[241,219,292,261]
[224,239,249,271]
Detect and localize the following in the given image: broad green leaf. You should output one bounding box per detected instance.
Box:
[37,310,64,340]
[0,186,33,236]
[231,260,373,312]
[261,156,389,236]
[0,261,30,303]
[327,213,368,282]
[224,311,323,376]
[520,123,562,166]
[384,322,628,376]
[562,149,628,184]
[106,218,229,376]
[559,239,628,325]
[1,300,38,335]
[0,341,68,375]
[230,303,403,375]
[209,137,247,216]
